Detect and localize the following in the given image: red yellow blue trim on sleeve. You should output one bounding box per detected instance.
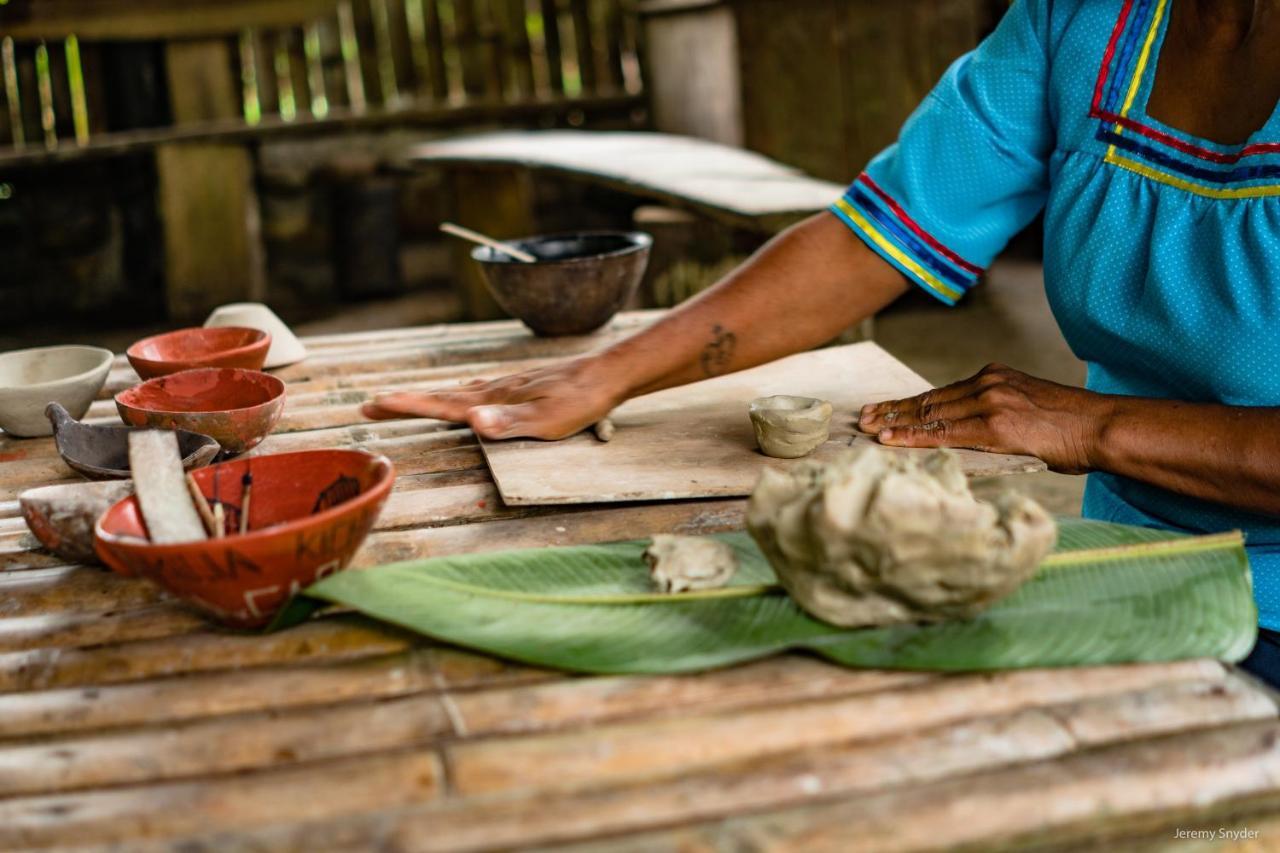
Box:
[829,173,982,306]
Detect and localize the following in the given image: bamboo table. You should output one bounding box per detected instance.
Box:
[2,312,1280,851]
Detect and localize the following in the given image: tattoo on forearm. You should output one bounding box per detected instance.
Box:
[700,324,737,377]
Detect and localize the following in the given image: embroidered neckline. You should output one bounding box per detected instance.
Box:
[1090,0,1280,198]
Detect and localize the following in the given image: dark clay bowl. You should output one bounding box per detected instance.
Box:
[46,402,220,480]
[127,326,271,380]
[472,231,652,336]
[95,449,394,628]
[115,368,286,455]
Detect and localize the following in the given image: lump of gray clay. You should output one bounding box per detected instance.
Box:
[746,446,1056,628]
[749,395,833,458]
[645,534,738,593]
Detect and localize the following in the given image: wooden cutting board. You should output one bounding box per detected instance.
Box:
[480,342,1046,506]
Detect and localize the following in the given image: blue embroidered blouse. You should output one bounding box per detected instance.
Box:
[831,0,1280,628]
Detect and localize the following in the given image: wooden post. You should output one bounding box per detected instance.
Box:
[157,38,266,321]
[446,165,534,320]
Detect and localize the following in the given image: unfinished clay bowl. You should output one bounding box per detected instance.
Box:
[115,368,286,455]
[0,345,114,438]
[749,395,834,459]
[204,303,307,369]
[47,402,220,480]
[472,231,652,336]
[126,327,271,380]
[94,449,395,628]
[21,480,134,565]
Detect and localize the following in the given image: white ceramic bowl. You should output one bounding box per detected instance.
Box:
[0,345,114,437]
[204,303,307,369]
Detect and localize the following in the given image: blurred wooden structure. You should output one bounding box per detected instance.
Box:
[639,0,999,182]
[0,0,645,319]
[2,313,1280,848]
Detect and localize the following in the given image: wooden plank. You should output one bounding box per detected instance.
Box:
[504,0,536,97]
[0,693,455,797]
[0,749,444,848]
[482,342,1043,506]
[0,660,924,797]
[71,668,1271,852]
[569,0,597,93]
[0,615,413,693]
[445,665,1243,798]
[568,718,1280,853]
[0,647,547,739]
[410,130,846,232]
[539,0,566,94]
[0,0,341,40]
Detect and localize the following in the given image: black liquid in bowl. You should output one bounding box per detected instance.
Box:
[471,231,652,336]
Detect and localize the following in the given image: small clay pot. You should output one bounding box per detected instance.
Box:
[115,368,286,455]
[0,345,114,438]
[749,395,834,459]
[94,449,395,628]
[127,327,271,380]
[472,231,651,336]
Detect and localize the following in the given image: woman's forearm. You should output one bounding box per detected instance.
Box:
[595,211,909,399]
[1093,397,1280,516]
[362,209,912,440]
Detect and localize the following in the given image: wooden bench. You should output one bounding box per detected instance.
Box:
[0,0,646,320]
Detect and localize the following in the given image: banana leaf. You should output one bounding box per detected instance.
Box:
[304,517,1257,674]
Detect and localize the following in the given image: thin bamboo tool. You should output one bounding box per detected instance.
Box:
[240,472,253,535]
[185,475,219,537]
[440,222,536,262]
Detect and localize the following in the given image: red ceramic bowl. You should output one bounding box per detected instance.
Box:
[94,449,395,628]
[127,327,271,380]
[115,368,286,455]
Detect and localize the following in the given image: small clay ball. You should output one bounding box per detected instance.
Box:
[592,417,616,442]
[748,395,833,458]
[645,534,738,593]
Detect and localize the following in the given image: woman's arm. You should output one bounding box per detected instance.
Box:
[859,363,1280,517]
[364,211,909,439]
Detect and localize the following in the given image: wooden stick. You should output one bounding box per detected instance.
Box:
[440,222,537,263]
[239,472,253,535]
[185,474,218,537]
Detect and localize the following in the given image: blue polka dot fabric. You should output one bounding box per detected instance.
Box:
[831,0,1280,628]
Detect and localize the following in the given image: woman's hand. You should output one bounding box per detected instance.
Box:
[857,364,1113,474]
[361,356,626,440]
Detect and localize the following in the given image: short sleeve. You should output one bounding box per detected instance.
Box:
[831,0,1055,305]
